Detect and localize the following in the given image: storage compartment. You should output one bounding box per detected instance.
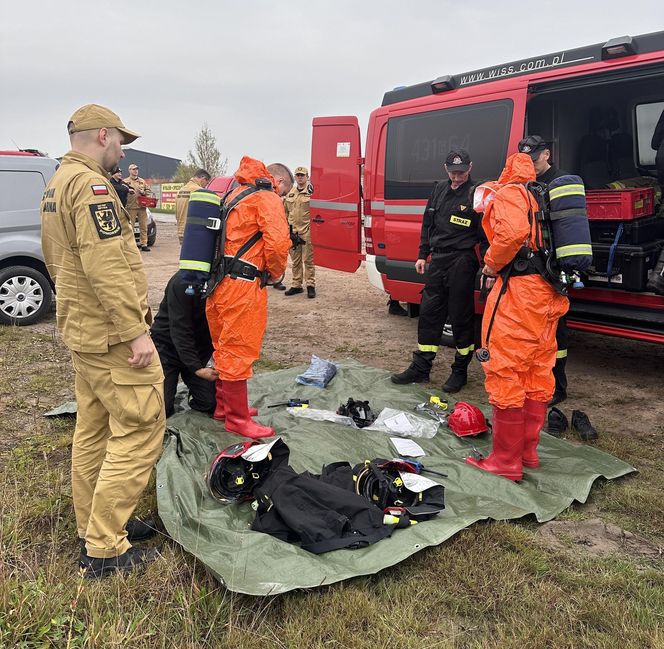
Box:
[586,188,654,221]
[583,240,662,291]
[588,214,664,245]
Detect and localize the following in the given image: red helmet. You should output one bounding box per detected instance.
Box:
[448,402,488,437]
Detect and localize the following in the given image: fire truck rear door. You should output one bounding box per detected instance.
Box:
[310,116,363,272]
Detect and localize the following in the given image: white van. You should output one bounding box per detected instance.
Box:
[0,152,59,325]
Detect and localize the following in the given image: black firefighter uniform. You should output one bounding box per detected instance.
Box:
[124,166,152,247]
[284,181,315,288]
[40,151,165,559]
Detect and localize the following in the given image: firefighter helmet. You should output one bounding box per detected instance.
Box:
[207,438,288,504]
[447,402,488,437]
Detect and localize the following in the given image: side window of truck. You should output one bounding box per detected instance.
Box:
[635,101,664,166]
[385,99,513,200]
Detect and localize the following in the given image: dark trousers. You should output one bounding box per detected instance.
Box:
[159,352,215,418]
[417,251,478,353]
[553,317,569,393]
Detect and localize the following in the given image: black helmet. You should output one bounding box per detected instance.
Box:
[207,438,289,504]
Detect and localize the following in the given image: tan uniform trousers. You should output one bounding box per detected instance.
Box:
[71,342,165,558]
[128,208,148,246]
[176,210,186,244]
[289,230,315,288]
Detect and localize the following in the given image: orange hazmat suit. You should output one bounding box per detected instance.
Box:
[480,153,569,409]
[206,156,291,381]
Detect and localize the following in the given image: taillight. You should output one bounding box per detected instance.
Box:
[364,214,375,255]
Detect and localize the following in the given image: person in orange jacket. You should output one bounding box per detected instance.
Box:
[206,157,292,439]
[466,153,569,480]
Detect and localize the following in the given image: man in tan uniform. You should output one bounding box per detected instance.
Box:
[284,166,316,298]
[175,169,211,244]
[124,163,153,251]
[40,104,165,579]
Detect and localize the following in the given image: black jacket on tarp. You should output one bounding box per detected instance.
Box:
[251,464,392,554]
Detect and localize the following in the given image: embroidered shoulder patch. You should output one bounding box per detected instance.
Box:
[91,184,109,196]
[89,202,121,239]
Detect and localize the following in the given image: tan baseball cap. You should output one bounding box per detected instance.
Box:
[67,104,140,144]
[294,166,309,176]
[128,163,139,171]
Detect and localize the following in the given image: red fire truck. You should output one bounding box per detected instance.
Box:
[310,30,664,344]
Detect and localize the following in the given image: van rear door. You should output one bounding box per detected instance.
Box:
[310,116,363,272]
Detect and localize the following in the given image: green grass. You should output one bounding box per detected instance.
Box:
[1,327,663,648]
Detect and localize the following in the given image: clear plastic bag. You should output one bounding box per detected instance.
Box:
[287,407,356,427]
[365,408,439,439]
[295,355,337,388]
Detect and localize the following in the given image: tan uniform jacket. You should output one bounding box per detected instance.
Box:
[175,178,203,239]
[284,183,312,234]
[123,175,152,210]
[41,151,151,352]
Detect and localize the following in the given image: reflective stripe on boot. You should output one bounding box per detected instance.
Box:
[523,399,547,469]
[466,406,525,481]
[221,379,274,439]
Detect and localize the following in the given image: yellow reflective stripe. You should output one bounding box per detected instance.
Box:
[556,243,593,258]
[179,259,211,272]
[549,184,585,200]
[556,349,568,359]
[456,344,475,355]
[189,192,221,206]
[418,344,439,353]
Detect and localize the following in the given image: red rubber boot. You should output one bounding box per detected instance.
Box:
[222,380,274,439]
[213,380,225,421]
[213,379,257,421]
[466,406,525,481]
[523,398,547,469]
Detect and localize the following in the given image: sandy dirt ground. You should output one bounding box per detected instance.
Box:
[33,216,664,445]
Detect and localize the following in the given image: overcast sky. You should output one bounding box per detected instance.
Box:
[1,2,661,175]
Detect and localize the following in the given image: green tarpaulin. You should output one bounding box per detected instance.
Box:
[156,361,636,596]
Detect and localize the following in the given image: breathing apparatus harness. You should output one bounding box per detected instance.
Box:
[476,181,571,363]
[204,178,275,295]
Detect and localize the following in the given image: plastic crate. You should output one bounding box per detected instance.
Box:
[138,195,157,208]
[586,187,654,221]
[589,214,664,245]
[583,240,662,291]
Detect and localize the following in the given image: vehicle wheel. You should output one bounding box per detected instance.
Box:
[0,266,53,326]
[147,232,156,247]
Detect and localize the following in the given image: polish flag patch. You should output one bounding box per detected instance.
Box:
[91,184,109,196]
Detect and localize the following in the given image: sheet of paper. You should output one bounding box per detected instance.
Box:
[390,437,425,457]
[384,412,416,434]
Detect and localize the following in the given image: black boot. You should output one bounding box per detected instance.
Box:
[390,351,434,384]
[79,547,160,579]
[442,352,472,393]
[549,357,568,406]
[647,248,664,295]
[388,299,407,316]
